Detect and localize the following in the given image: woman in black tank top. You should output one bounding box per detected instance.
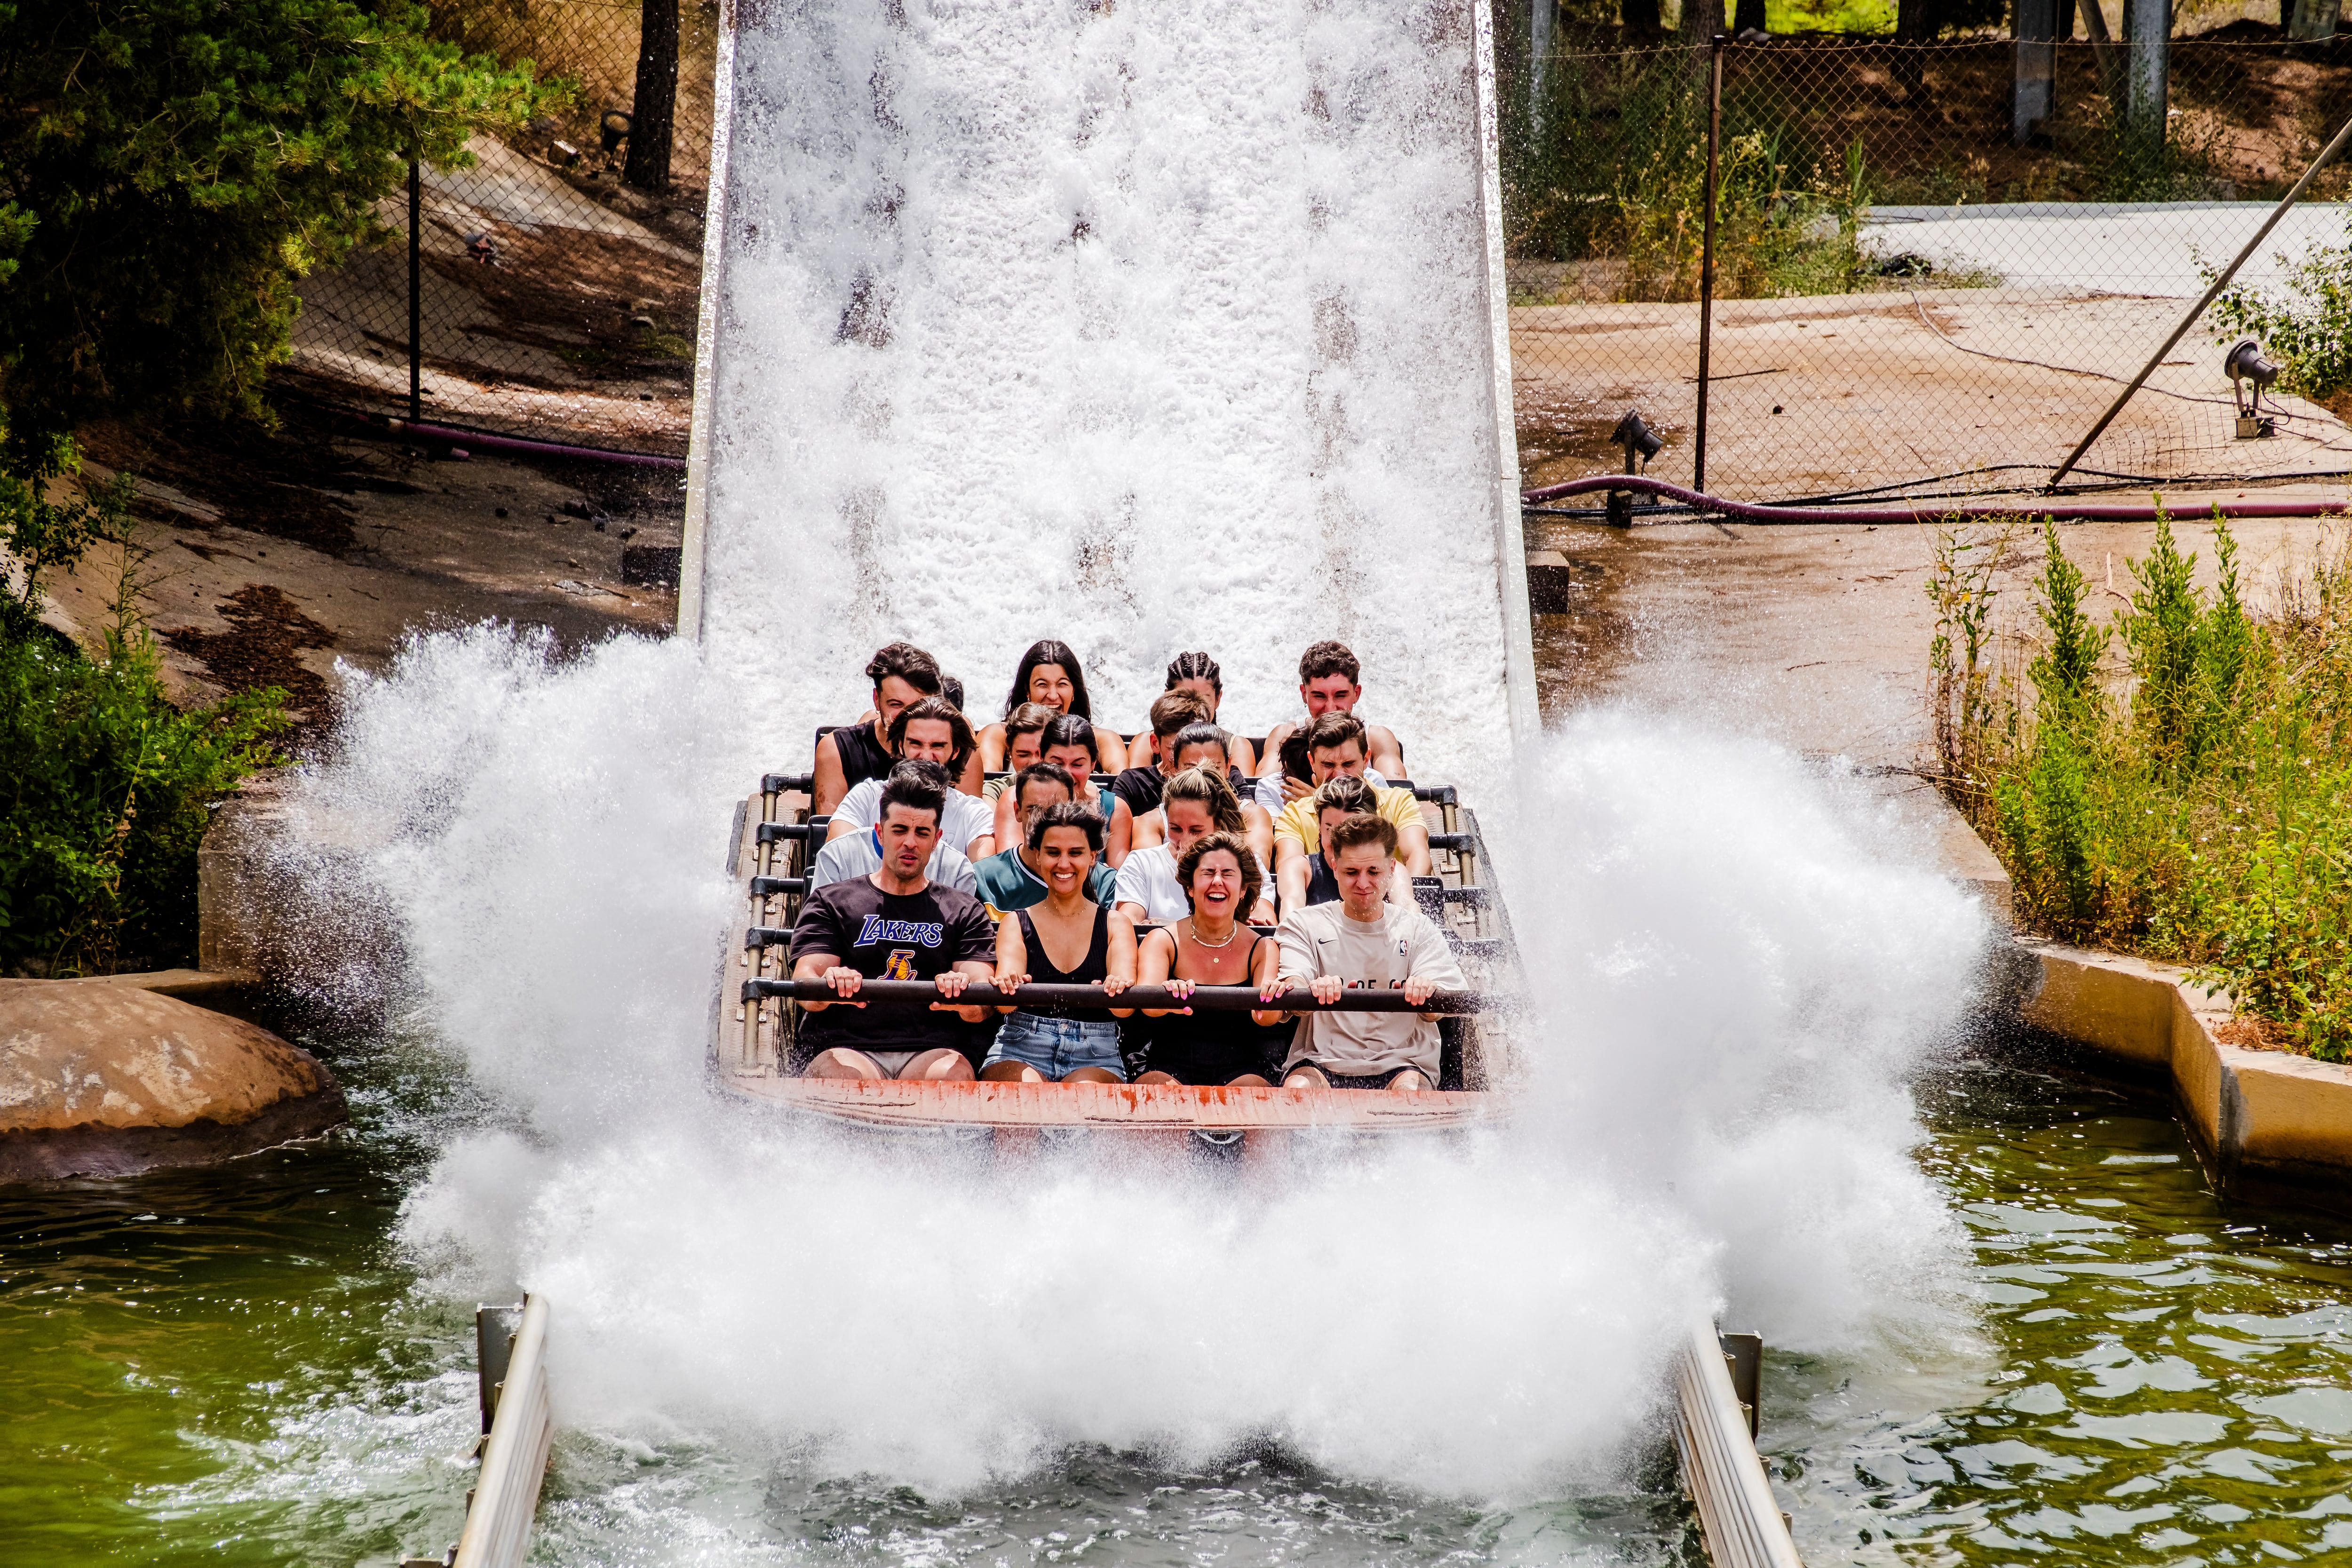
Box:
[983,804,1135,1082]
[1132,831,1292,1087]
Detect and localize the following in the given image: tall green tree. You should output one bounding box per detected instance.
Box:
[0,0,556,470]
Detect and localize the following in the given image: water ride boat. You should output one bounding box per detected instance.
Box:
[710,733,1524,1136]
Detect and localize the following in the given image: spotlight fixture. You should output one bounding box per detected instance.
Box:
[1606,410,1664,526]
[600,109,635,153]
[2225,337,2279,439]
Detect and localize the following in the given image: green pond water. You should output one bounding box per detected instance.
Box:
[4,1042,2348,1566]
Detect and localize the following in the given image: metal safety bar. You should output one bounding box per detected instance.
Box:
[743,978,1497,1014]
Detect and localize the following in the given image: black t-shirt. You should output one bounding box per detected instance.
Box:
[788,877,997,1059]
[1111,765,1166,816]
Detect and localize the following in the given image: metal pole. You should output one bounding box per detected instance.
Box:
[407,151,422,424]
[1693,35,1724,495]
[2049,106,2352,489]
[1530,0,1556,139]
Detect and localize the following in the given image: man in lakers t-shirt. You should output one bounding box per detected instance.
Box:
[789,770,998,1079]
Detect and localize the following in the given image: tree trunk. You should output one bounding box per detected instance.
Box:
[625,0,679,192]
[1894,0,1937,93]
[1621,0,1662,32]
[1732,0,1767,32]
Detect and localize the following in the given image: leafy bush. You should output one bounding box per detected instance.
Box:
[1932,509,2352,1061]
[0,0,561,462]
[0,622,288,977]
[2210,215,2352,406]
[1505,48,1880,300]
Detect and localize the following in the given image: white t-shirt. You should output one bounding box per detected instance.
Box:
[1111,843,1191,922]
[809,830,977,893]
[832,778,994,855]
[1253,766,1389,816]
[1275,900,1465,1079]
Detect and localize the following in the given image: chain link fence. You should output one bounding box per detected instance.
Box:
[1501,30,2352,513]
[283,0,719,458]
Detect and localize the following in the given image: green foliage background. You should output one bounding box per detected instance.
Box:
[0,0,556,462]
[1933,513,2352,1061]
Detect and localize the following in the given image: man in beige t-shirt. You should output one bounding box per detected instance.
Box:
[1276,813,1466,1091]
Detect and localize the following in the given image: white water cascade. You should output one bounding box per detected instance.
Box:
[258,0,1999,1551]
[686,0,1532,778]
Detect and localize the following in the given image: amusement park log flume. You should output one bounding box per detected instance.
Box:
[45,1,2352,1565]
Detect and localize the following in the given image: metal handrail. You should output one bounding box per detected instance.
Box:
[452,1295,554,1568]
[1673,1320,1803,1568]
[743,978,1497,1014]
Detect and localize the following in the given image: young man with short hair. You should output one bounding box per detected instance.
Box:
[1256,641,1406,809]
[1275,813,1465,1092]
[809,760,980,892]
[825,697,994,860]
[790,769,998,1080]
[972,763,1118,917]
[1271,712,1430,913]
[815,643,967,813]
[1109,689,1214,817]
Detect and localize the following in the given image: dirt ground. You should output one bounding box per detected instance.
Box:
[1512,286,2352,501]
[37,403,680,735]
[1525,508,2346,766]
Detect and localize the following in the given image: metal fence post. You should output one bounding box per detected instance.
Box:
[407,150,422,424]
[1693,34,1724,497]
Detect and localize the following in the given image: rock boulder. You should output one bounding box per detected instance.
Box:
[0,982,347,1182]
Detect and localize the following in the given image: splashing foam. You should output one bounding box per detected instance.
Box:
[274,0,1990,1509]
[287,629,1986,1498]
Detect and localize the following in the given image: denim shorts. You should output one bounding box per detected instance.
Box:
[985,1012,1126,1081]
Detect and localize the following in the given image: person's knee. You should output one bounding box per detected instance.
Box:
[1229,1073,1271,1089]
[1134,1070,1177,1085]
[1065,1066,1122,1084]
[807,1048,884,1079]
[911,1049,976,1081]
[980,1059,1041,1082]
[1388,1069,1428,1092]
[1283,1066,1328,1089]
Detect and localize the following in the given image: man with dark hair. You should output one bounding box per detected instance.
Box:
[1256,641,1406,809]
[810,760,979,892]
[972,762,1117,917]
[1271,711,1429,913]
[825,697,993,860]
[1275,812,1464,1092]
[1109,689,1214,817]
[790,766,998,1079]
[815,642,966,813]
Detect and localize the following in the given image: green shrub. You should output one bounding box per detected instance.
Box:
[0,621,288,977]
[2210,215,2352,406]
[1934,509,2352,1061]
[0,0,562,462]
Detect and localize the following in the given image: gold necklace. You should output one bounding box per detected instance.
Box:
[1188,917,1240,949]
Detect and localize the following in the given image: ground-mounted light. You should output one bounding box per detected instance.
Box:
[1606,410,1664,526]
[2225,337,2280,439]
[601,110,636,154]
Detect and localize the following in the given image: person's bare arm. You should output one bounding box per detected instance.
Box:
[977,722,1008,772]
[1249,926,1286,1025]
[1228,734,1258,778]
[1241,802,1275,872]
[791,949,860,1010]
[1136,928,1182,1016]
[1104,918,1137,1019]
[1094,725,1129,771]
[1274,836,1310,915]
[811,733,849,816]
[991,913,1029,1014]
[935,961,993,1023]
[1368,723,1405,780]
[957,752,986,796]
[1131,807,1165,850]
[1396,817,1431,876]
[1106,798,1133,867]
